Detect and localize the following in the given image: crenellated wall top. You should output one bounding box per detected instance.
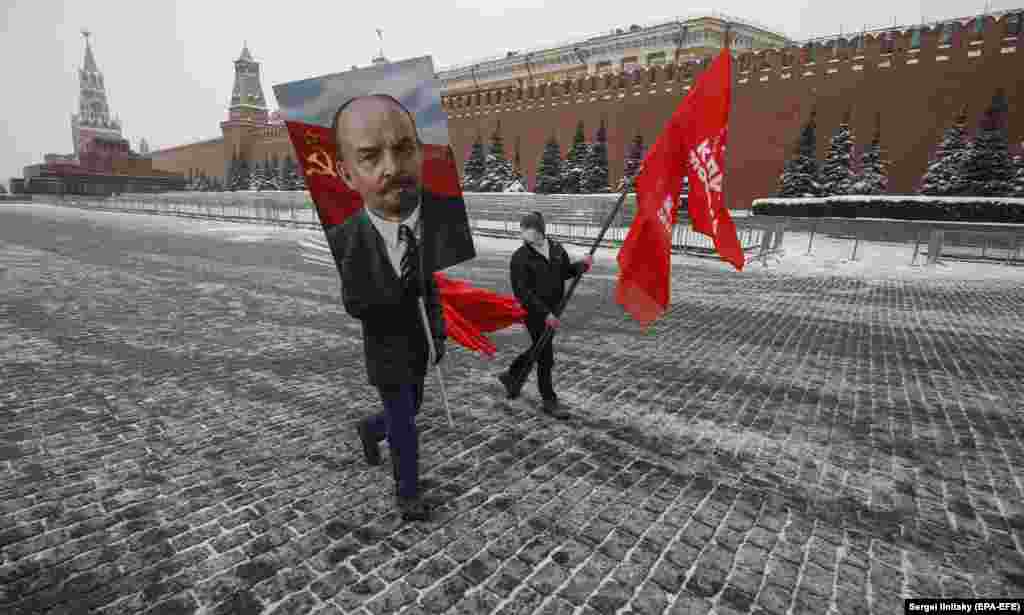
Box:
[440,10,1022,113]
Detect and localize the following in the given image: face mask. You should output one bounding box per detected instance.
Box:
[522,229,542,244]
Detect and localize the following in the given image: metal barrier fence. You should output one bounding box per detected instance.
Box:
[25,195,1024,266]
[747,216,1024,266]
[34,195,766,254]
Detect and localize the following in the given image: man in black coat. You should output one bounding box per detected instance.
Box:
[326,94,471,521]
[498,211,592,418]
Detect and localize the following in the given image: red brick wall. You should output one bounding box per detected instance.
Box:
[444,16,1023,209]
[150,124,299,185]
[150,138,228,183]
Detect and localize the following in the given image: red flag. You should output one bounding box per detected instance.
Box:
[684,54,744,271]
[285,120,524,355]
[435,273,527,357]
[616,48,742,328]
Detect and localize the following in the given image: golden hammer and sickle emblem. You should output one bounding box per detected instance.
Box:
[305,148,337,178]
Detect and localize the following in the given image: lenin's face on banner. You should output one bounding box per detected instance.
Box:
[334,95,423,219]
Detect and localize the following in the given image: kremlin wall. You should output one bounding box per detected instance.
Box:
[143,11,1023,210]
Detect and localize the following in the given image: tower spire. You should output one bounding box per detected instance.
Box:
[228,42,269,123]
[82,29,98,72]
[72,28,124,157]
[372,29,389,64]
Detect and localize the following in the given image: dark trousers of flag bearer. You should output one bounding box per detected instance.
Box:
[499,211,592,419]
[507,315,556,401]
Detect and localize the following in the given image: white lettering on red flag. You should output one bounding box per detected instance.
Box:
[689,127,727,237]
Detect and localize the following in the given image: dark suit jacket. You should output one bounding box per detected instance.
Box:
[328,201,450,387]
[510,238,586,322]
[415,190,476,274]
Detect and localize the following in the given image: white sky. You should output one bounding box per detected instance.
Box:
[1,0,1015,184]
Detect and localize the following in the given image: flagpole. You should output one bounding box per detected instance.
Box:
[417,298,453,427]
[722,24,736,239]
[507,186,631,397]
[413,189,453,427]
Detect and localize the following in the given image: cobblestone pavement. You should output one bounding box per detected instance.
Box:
[1,203,1022,615]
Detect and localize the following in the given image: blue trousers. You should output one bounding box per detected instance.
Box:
[365,383,423,498]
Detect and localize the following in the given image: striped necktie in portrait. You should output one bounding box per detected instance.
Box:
[399,224,419,295]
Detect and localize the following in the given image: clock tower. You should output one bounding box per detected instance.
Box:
[225,42,269,124]
[71,30,128,161]
[221,42,270,171]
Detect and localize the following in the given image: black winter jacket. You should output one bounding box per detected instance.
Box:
[510,238,586,321]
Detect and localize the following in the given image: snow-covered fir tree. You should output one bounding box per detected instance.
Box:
[281,155,300,190]
[226,153,237,191]
[508,137,526,192]
[249,159,267,191]
[561,121,588,194]
[958,90,1015,197]
[1013,148,1024,196]
[535,135,564,194]
[776,110,820,197]
[919,106,970,196]
[230,156,251,191]
[581,119,611,193]
[268,154,282,190]
[261,156,281,191]
[819,109,857,196]
[849,113,889,195]
[621,134,645,192]
[461,135,487,192]
[478,122,519,192]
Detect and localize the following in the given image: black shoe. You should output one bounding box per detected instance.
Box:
[357,420,381,466]
[542,398,570,420]
[396,495,430,522]
[498,371,519,400]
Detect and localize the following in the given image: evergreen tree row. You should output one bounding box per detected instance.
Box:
[462,119,615,194]
[776,109,890,198]
[461,121,524,193]
[920,91,1018,197]
[184,169,224,192]
[776,89,1022,200]
[224,153,307,192]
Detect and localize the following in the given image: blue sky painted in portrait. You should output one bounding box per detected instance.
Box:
[273,56,451,146]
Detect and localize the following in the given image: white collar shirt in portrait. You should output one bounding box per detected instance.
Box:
[366,205,422,276]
